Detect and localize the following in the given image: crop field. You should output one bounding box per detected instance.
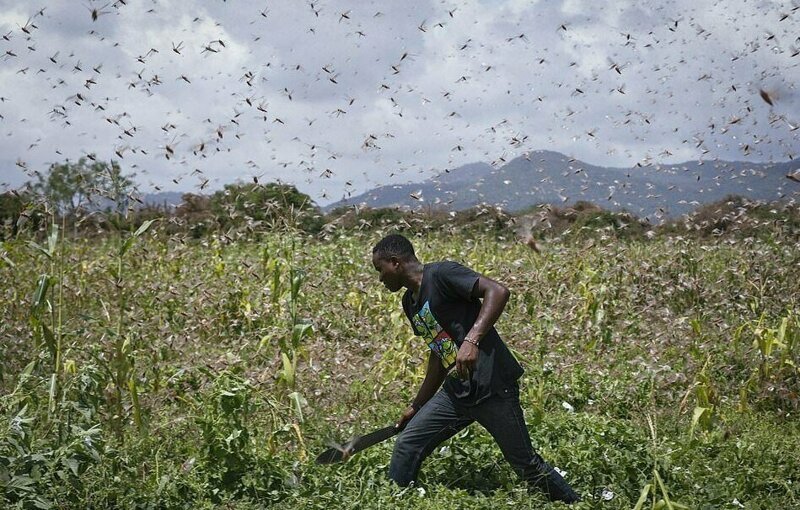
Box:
[1,220,799,509]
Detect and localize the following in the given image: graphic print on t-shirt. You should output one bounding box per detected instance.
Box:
[412,301,457,369]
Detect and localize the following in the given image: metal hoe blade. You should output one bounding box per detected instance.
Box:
[315,425,401,464]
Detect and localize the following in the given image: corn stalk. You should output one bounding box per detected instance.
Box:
[107,218,155,438]
[633,414,689,510]
[28,219,65,419]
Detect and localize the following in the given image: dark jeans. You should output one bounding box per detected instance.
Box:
[388,386,580,503]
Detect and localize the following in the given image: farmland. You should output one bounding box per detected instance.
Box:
[1,212,799,509]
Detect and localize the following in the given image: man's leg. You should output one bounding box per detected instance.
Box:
[388,390,473,486]
[472,385,580,503]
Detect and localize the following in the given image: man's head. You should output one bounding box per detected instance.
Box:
[372,234,417,292]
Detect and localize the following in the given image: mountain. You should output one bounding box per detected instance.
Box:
[325,151,799,220]
[140,191,185,209]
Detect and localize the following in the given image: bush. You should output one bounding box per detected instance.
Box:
[211,182,324,234]
[660,195,800,238]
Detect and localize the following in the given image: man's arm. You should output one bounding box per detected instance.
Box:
[396,351,447,428]
[455,275,510,378]
[466,275,510,344]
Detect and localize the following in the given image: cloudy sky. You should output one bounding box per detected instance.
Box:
[0,0,798,205]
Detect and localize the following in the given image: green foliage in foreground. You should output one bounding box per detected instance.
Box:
[1,224,799,509]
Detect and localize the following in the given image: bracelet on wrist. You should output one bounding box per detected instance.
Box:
[464,337,480,347]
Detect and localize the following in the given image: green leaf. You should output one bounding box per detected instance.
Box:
[32,274,51,311]
[225,429,242,447]
[47,224,59,255]
[157,474,171,493]
[32,497,54,510]
[281,352,295,388]
[632,483,652,510]
[41,324,57,358]
[654,470,675,509]
[778,316,788,345]
[288,391,305,423]
[20,360,36,378]
[133,219,156,238]
[690,406,711,436]
[119,219,155,256]
[64,457,80,477]
[121,336,131,355]
[119,237,135,257]
[48,373,57,413]
[1,251,17,267]
[291,269,304,298]
[129,376,143,430]
[6,474,35,491]
[291,323,313,345]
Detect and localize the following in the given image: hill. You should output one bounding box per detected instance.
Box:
[325,151,799,221]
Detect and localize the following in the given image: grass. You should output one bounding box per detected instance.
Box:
[1,224,798,508]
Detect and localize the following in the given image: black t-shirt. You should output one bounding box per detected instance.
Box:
[401,261,524,406]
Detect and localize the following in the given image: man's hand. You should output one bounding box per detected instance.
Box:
[396,405,417,429]
[340,444,355,462]
[455,340,479,379]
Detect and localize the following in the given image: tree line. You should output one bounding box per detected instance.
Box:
[2,158,798,241]
[1,158,324,239]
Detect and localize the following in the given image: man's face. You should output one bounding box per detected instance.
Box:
[372,252,403,292]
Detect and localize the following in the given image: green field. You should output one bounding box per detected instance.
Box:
[1,223,799,509]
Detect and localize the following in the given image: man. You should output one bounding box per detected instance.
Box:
[370,233,579,503]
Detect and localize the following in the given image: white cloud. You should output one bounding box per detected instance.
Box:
[0,0,797,205]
